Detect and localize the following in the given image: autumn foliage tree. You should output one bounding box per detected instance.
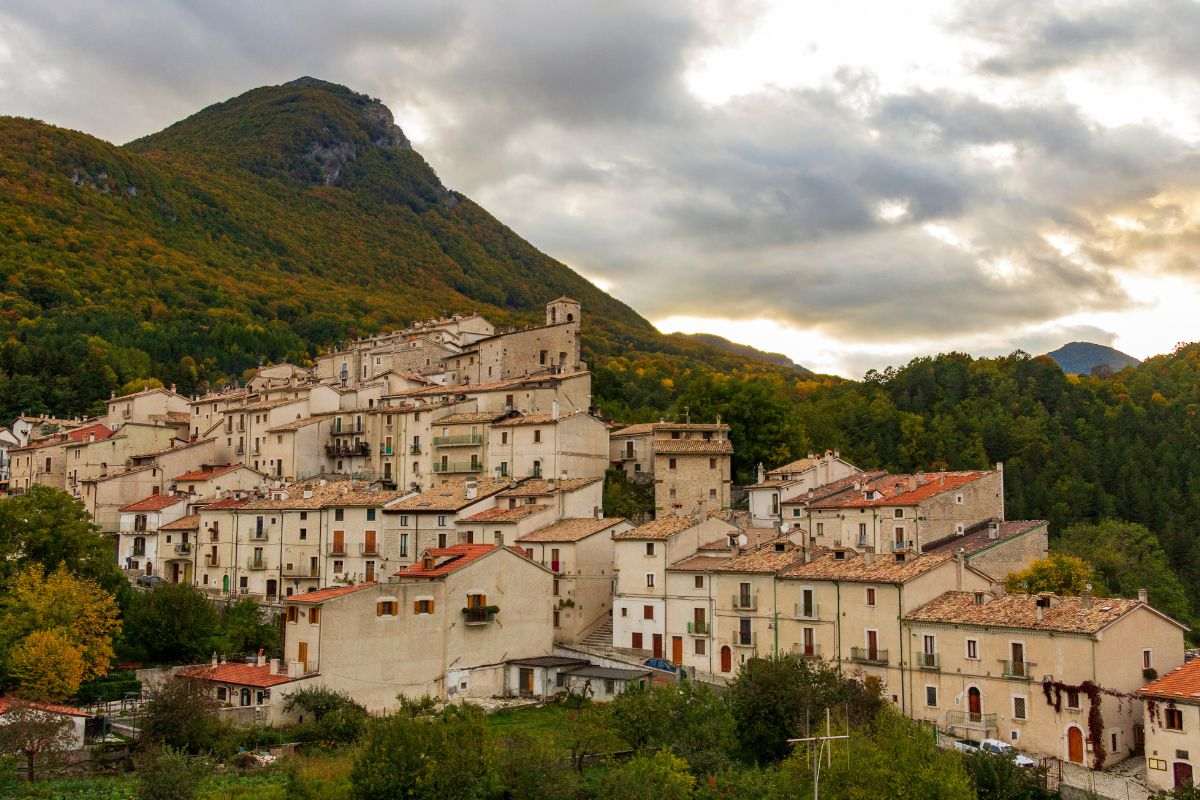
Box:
[0,701,77,781]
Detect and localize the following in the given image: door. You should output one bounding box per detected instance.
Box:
[364,530,377,555]
[266,579,277,599]
[1011,642,1025,677]
[297,641,309,674]
[171,562,180,583]
[720,645,733,673]
[222,574,230,594]
[519,668,534,697]
[632,632,643,650]
[867,630,879,661]
[652,634,663,659]
[365,561,375,582]
[968,687,982,721]
[333,530,345,555]
[803,627,815,656]
[1174,762,1194,788]
[672,636,683,665]
[1067,726,1084,764]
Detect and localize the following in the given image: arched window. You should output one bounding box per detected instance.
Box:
[240,688,251,707]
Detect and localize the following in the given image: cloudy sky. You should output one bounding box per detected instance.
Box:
[3,1,1199,376]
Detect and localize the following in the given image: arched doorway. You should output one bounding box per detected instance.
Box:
[1067,726,1085,764]
[1174,761,1194,788]
[720,646,733,673]
[222,575,230,594]
[967,687,982,722]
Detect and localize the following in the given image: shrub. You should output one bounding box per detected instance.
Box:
[137,746,207,800]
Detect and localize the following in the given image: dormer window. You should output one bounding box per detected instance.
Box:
[973,592,985,605]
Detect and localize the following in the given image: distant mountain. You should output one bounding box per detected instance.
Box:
[675,333,811,374]
[1045,342,1141,375]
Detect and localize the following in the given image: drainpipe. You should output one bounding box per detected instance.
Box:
[835,580,843,675]
[898,583,907,717]
[773,575,779,657]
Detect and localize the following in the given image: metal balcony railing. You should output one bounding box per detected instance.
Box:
[946,710,998,732]
[282,564,319,578]
[731,631,757,648]
[174,542,192,556]
[916,652,939,670]
[246,556,267,571]
[794,602,820,620]
[327,543,347,556]
[409,444,422,455]
[433,461,482,474]
[433,434,483,447]
[731,592,758,611]
[325,442,370,457]
[1001,660,1034,680]
[850,647,888,665]
[792,643,821,659]
[204,553,218,567]
[380,445,394,456]
[359,543,379,557]
[462,606,498,625]
[251,530,268,542]
[890,540,909,552]
[687,621,709,636]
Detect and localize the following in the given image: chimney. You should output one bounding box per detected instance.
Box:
[269,658,280,676]
[988,520,999,540]
[756,463,765,484]
[210,651,218,667]
[863,548,875,566]
[1138,587,1148,604]
[955,547,965,590]
[1035,603,1044,622]
[552,399,560,420]
[256,648,266,667]
[1082,583,1093,610]
[465,479,478,500]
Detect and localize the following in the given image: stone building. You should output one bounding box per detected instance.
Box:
[746,450,861,527]
[609,422,733,518]
[1139,658,1200,792]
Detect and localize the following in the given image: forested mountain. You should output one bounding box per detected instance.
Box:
[1046,341,1141,375]
[4,78,1200,621]
[0,77,778,421]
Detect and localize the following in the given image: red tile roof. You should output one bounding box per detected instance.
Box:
[174,464,243,482]
[201,497,249,510]
[811,471,989,509]
[120,494,190,512]
[394,545,497,578]
[0,697,89,717]
[178,662,298,688]
[286,583,378,604]
[67,423,114,443]
[458,504,550,523]
[1138,659,1200,702]
[159,514,200,531]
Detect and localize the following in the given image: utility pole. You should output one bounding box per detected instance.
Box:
[787,708,850,800]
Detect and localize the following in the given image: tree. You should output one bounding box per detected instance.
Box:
[609,682,735,775]
[1004,554,1094,596]
[589,751,695,800]
[0,701,77,781]
[121,583,221,664]
[726,655,883,764]
[561,702,623,772]
[497,732,580,800]
[602,468,654,521]
[140,677,228,755]
[8,630,86,702]
[0,486,125,594]
[0,564,121,690]
[284,687,368,744]
[963,748,1054,800]
[215,598,280,657]
[137,746,206,800]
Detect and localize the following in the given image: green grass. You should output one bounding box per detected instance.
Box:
[485,703,574,741]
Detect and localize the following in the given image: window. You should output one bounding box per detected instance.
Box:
[300,511,307,521]
[956,494,964,504]
[299,527,307,541]
[695,638,705,655]
[605,679,616,694]
[1012,696,1027,720]
[643,605,654,620]
[399,515,409,527]
[1166,708,1184,730]
[286,606,298,623]
[620,607,628,617]
[217,687,227,701]
[632,632,643,649]
[399,533,409,557]
[645,542,655,556]
[816,522,824,536]
[926,686,938,707]
[413,599,434,614]
[709,457,716,469]
[438,533,447,548]
[494,531,504,545]
[1066,689,1080,709]
[553,610,560,627]
[533,429,542,443]
[709,488,717,499]
[501,431,509,445]
[694,575,704,589]
[646,573,655,588]
[866,587,876,606]
[334,509,344,522]
[553,579,559,596]
[309,608,320,624]
[367,509,376,521]
[376,600,398,617]
[333,560,343,573]
[894,508,903,518]
[668,458,677,470]
[966,639,979,660]
[437,515,447,527]
[1144,650,1153,670]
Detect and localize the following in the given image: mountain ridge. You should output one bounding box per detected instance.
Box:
[1045,341,1140,375]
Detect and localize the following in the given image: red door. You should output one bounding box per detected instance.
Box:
[1175,762,1193,788]
[1067,726,1084,764]
[652,634,663,659]
[720,645,732,673]
[867,630,879,661]
[631,632,643,650]
[671,636,683,666]
[968,687,982,721]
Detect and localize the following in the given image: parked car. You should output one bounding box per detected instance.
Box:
[643,658,677,673]
[979,738,1038,767]
[135,574,166,589]
[952,739,981,754]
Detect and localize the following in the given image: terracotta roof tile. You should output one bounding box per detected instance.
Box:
[267,414,334,432]
[903,591,1155,634]
[201,497,250,510]
[781,548,954,583]
[712,545,801,573]
[434,411,505,425]
[613,515,698,541]
[241,481,405,510]
[668,553,734,571]
[458,504,550,523]
[287,582,378,604]
[386,479,509,512]
[517,517,626,543]
[611,422,729,437]
[120,494,190,512]
[498,477,601,497]
[178,662,298,688]
[492,411,588,427]
[767,457,819,475]
[0,697,89,717]
[653,439,733,455]
[923,520,1047,558]
[174,464,244,482]
[159,514,201,531]
[808,471,989,509]
[394,544,498,578]
[1138,659,1200,702]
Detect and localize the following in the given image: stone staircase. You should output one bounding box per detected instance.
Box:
[579,612,614,650]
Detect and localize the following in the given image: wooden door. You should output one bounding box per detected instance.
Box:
[720,645,732,673]
[364,530,377,555]
[1067,726,1084,764]
[297,641,309,674]
[333,530,345,555]
[632,632,643,650]
[968,687,982,720]
[803,627,815,656]
[867,630,878,660]
[671,636,683,665]
[1174,761,1193,788]
[519,668,534,697]
[652,634,663,659]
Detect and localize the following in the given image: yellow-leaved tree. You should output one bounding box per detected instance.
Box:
[0,564,122,700]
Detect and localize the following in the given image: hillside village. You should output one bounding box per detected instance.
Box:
[0,298,1194,795]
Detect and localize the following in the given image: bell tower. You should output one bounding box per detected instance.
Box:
[546,297,581,326]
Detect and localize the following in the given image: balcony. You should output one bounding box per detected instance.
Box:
[433,460,482,474]
[433,433,483,447]
[731,631,757,648]
[850,647,888,665]
[236,444,245,456]
[246,556,267,571]
[132,548,147,558]
[791,643,821,659]
[325,442,370,458]
[462,605,499,626]
[204,553,219,567]
[282,564,319,578]
[916,652,940,670]
[731,592,758,611]
[946,710,998,734]
[890,540,909,552]
[359,543,380,557]
[250,530,268,542]
[686,621,709,636]
[409,444,422,455]
[793,602,820,620]
[1001,660,1034,680]
[327,543,347,556]
[379,445,394,456]
[173,542,192,556]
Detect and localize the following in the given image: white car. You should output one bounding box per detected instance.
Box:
[952,739,980,754]
[979,738,1038,767]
